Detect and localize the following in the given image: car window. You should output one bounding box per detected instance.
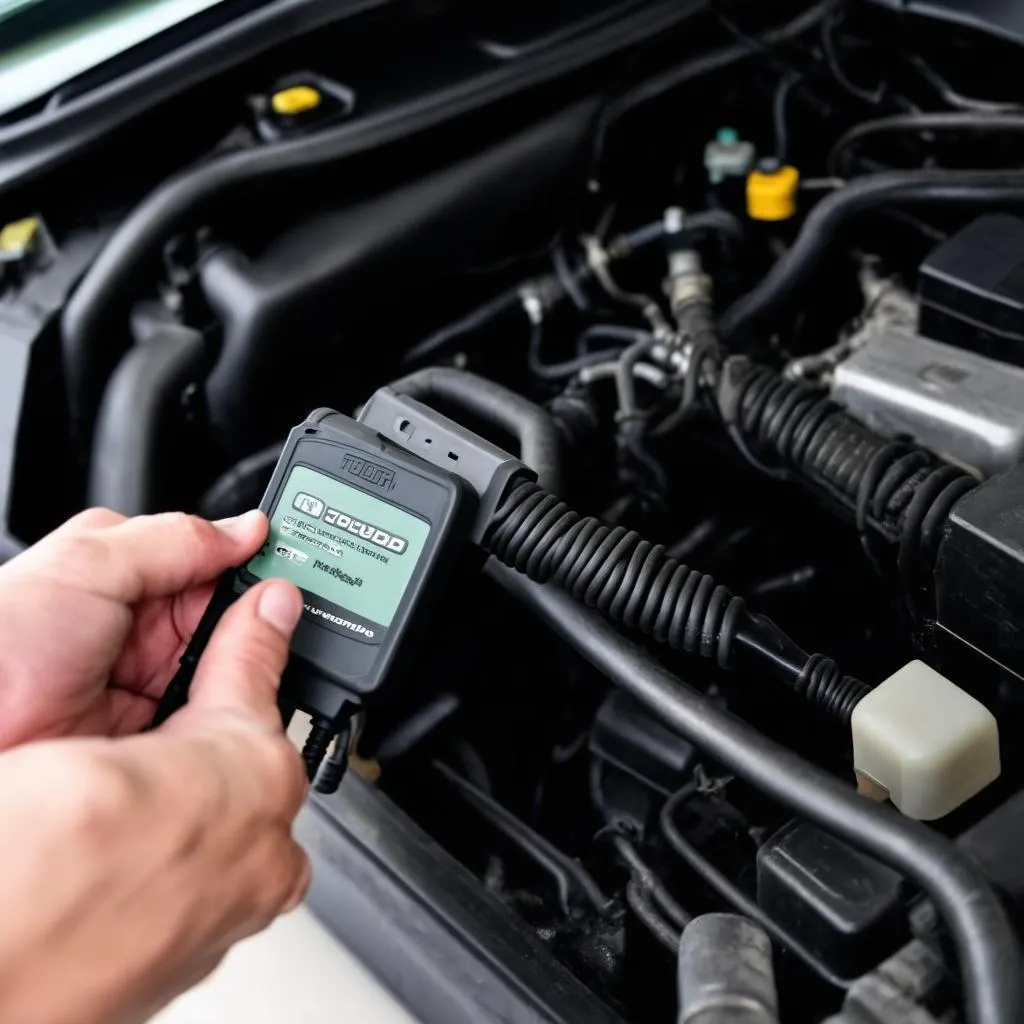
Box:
[0,0,230,116]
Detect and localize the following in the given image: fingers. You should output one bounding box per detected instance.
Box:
[23,509,269,604]
[0,728,310,1024]
[180,579,304,733]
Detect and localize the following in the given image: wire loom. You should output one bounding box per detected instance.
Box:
[484,480,869,723]
[724,360,977,581]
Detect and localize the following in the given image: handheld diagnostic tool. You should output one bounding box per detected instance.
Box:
[243,407,473,725]
[156,392,530,791]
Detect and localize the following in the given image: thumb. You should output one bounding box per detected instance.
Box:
[176,580,304,733]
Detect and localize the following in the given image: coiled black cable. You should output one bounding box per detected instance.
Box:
[483,480,868,723]
[722,360,976,578]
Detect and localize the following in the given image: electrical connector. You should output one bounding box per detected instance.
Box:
[851,661,1000,820]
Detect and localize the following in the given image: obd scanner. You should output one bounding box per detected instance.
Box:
[155,390,531,792]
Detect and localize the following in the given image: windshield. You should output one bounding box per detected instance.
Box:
[0,0,230,116]
[0,1,41,22]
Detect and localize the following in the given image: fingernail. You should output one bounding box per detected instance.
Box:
[214,509,263,541]
[258,582,304,637]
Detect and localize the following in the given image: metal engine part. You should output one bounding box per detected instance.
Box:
[831,326,1024,478]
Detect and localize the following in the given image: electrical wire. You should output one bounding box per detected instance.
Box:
[660,785,851,990]
[612,835,691,930]
[610,333,669,496]
[821,11,885,106]
[527,320,625,382]
[401,287,524,367]
[611,208,744,255]
[577,324,653,355]
[433,760,614,919]
[614,334,659,420]
[772,73,803,163]
[827,111,1024,177]
[553,244,590,312]
[590,1,838,179]
[649,338,719,438]
[909,56,1022,115]
[578,361,668,389]
[625,880,681,953]
[403,224,679,371]
[583,236,672,338]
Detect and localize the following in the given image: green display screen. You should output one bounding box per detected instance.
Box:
[247,465,431,629]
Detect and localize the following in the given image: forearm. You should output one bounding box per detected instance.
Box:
[0,729,305,1024]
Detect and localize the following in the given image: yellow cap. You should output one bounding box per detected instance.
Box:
[0,217,39,258]
[747,164,800,221]
[271,85,322,117]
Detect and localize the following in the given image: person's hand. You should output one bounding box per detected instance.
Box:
[0,574,311,1024]
[0,508,272,748]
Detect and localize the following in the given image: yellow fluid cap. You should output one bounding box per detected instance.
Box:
[271,85,322,116]
[0,217,39,257]
[747,163,800,221]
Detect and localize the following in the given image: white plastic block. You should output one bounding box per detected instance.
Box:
[851,660,1000,821]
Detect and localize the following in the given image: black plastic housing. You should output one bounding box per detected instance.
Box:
[756,822,908,979]
[935,464,1024,685]
[919,214,1024,365]
[238,407,474,722]
[589,690,696,829]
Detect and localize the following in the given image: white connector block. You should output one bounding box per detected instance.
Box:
[851,661,1000,821]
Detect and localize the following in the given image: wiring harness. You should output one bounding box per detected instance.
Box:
[484,479,869,724]
[717,358,977,586]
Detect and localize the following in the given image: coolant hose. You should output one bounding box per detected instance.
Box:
[388,367,562,493]
[483,480,868,723]
[719,169,1024,341]
[486,561,1023,1024]
[87,325,206,516]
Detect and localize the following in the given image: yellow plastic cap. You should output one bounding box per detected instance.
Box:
[747,164,800,221]
[271,85,322,116]
[0,217,39,257]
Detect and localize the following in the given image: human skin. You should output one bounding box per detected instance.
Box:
[0,508,310,1024]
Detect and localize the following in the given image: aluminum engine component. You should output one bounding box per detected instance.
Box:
[831,326,1024,477]
[677,914,778,1024]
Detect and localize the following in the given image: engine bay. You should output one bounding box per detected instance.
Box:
[5,1,1024,1021]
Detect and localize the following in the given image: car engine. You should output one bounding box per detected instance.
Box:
[4,1,1024,1022]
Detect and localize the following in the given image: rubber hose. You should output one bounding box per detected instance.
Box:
[485,561,1022,1024]
[719,169,1024,341]
[198,442,284,520]
[616,208,744,252]
[615,334,658,419]
[828,111,1024,178]
[388,367,562,493]
[401,288,523,367]
[484,480,868,723]
[87,324,206,516]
